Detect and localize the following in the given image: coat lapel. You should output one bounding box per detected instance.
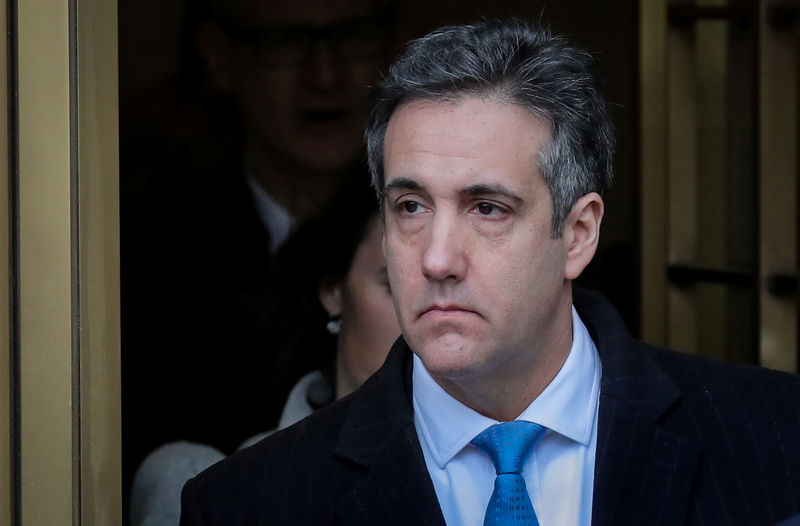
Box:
[336,424,447,525]
[332,339,447,526]
[574,289,702,526]
[591,395,701,526]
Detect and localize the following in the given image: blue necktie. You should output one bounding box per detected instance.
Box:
[471,421,547,526]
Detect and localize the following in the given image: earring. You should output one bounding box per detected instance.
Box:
[326,318,341,335]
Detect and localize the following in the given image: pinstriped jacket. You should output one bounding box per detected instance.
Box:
[180,289,800,525]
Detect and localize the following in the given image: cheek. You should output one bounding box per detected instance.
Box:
[473,258,525,321]
[387,269,418,331]
[375,294,401,334]
[242,70,293,108]
[386,240,415,286]
[353,289,394,330]
[239,94,290,139]
[476,238,561,317]
[346,292,400,374]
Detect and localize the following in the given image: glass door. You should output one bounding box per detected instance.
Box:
[641,0,799,372]
[2,0,121,523]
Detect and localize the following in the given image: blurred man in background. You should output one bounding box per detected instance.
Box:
[121,0,394,508]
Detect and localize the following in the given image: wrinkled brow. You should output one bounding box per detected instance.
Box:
[383,177,421,195]
[461,184,524,205]
[383,177,422,193]
[382,179,525,206]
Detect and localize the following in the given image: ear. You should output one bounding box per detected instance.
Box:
[318,283,343,318]
[563,192,604,280]
[196,22,236,93]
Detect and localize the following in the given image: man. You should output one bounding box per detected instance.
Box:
[122,0,393,503]
[194,0,394,221]
[179,19,800,525]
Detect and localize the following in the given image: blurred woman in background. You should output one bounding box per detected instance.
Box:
[129,173,400,525]
[263,170,400,431]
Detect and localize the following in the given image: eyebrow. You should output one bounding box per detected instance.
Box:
[383,179,524,205]
[461,183,524,205]
[382,177,421,196]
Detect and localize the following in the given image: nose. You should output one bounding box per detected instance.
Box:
[303,40,339,91]
[421,214,468,283]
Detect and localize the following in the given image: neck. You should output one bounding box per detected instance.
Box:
[245,142,347,222]
[435,289,574,422]
[334,352,356,399]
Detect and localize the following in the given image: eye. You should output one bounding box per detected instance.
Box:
[473,202,504,217]
[399,200,426,215]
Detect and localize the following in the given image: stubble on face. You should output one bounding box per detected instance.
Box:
[381,97,576,420]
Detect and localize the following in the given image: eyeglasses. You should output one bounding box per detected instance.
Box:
[221,13,390,68]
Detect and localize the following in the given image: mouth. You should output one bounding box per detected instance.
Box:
[419,304,478,320]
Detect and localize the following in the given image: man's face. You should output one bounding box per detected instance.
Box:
[382,97,575,398]
[209,0,387,173]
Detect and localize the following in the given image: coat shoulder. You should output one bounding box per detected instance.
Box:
[180,395,360,525]
[644,342,800,414]
[651,346,800,523]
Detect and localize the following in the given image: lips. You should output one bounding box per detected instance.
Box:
[418,304,478,320]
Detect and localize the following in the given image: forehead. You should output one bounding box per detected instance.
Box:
[237,0,381,25]
[383,97,551,190]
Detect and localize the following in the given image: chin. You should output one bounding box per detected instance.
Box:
[412,333,483,380]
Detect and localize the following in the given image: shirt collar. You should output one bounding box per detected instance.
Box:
[244,168,293,254]
[413,306,601,469]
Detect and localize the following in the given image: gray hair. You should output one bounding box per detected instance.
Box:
[365,18,614,237]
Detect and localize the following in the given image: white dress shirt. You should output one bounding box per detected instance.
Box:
[245,173,293,254]
[413,306,601,526]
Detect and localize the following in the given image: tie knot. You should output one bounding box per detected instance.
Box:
[471,421,547,475]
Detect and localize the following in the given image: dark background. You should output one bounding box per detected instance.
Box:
[119,0,641,331]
